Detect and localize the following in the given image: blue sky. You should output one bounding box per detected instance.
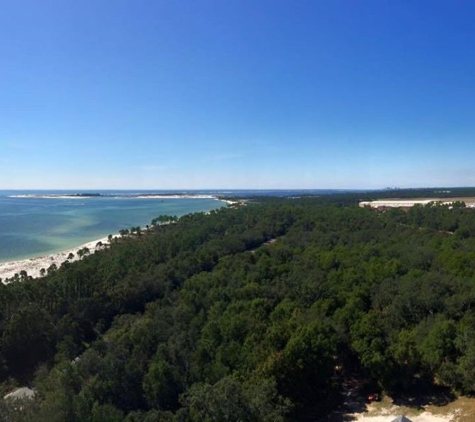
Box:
[1,0,475,189]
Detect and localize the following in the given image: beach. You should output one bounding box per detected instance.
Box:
[0,192,225,266]
[0,235,114,282]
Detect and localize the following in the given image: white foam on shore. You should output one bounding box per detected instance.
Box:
[0,235,115,283]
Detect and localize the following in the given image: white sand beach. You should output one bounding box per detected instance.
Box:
[0,235,115,283]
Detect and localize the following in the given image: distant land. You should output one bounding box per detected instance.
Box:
[9,192,218,200]
[3,188,367,198]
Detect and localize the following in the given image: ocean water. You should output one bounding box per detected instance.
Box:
[0,188,365,263]
[0,191,225,263]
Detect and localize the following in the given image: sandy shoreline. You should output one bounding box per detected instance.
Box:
[0,197,236,283]
[0,194,234,283]
[0,235,115,283]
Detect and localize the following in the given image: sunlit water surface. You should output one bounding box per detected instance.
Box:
[0,190,224,262]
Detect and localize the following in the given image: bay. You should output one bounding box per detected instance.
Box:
[0,190,225,263]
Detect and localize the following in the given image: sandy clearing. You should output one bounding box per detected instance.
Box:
[343,395,475,422]
[352,413,455,422]
[359,197,475,208]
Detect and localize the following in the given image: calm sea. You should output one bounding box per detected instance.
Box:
[0,190,225,263]
[0,189,364,263]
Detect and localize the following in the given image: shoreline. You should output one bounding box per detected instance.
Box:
[0,198,234,283]
[0,235,116,283]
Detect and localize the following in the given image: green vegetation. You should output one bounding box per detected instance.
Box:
[3,195,475,420]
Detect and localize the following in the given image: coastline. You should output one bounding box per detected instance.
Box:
[0,235,115,283]
[0,197,233,283]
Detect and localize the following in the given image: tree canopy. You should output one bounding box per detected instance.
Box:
[2,194,475,420]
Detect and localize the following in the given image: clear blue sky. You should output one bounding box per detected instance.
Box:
[1,0,475,189]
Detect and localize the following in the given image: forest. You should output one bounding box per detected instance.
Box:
[2,190,475,421]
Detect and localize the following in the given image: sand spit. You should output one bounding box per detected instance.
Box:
[135,194,217,199]
[10,194,220,200]
[0,236,114,283]
[10,194,88,199]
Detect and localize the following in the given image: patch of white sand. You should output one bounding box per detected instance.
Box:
[354,411,455,422]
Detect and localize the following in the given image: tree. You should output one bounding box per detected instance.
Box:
[77,247,90,259]
[182,377,290,422]
[47,263,57,275]
[2,305,55,380]
[143,356,184,411]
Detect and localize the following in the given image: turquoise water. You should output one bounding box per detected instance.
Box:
[0,191,224,263]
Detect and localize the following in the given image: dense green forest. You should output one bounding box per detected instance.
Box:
[3,192,475,421]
